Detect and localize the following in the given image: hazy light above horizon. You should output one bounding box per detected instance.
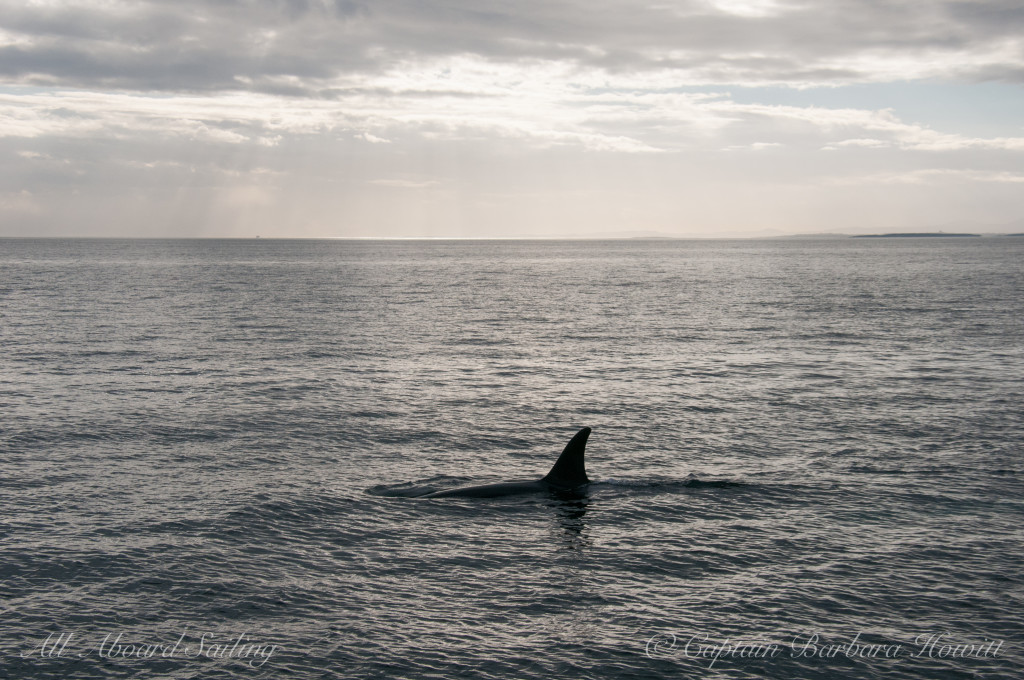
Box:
[1,0,1023,238]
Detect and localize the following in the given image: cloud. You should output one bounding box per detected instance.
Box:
[1,0,1023,94]
[723,141,783,151]
[835,168,1024,185]
[0,188,41,215]
[825,138,891,149]
[2,2,1023,155]
[2,1,1023,237]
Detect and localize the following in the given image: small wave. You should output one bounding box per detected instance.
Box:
[593,475,746,491]
[681,478,746,489]
[846,465,962,476]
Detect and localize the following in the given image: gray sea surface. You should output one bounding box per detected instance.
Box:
[2,237,1023,679]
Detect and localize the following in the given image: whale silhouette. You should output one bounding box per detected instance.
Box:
[419,427,592,498]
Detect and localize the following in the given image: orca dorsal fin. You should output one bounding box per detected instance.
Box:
[542,427,591,489]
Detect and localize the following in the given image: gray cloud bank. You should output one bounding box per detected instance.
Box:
[2,0,1023,94]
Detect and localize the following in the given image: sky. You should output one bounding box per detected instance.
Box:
[1,0,1023,238]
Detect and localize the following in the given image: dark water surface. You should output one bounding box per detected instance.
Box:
[2,238,1022,679]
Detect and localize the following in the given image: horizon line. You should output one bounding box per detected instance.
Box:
[4,233,1021,241]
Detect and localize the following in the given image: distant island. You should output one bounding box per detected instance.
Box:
[851,233,980,238]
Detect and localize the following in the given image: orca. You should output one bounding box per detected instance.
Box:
[420,427,592,498]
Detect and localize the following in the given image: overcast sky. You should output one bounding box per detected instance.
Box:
[2,0,1023,237]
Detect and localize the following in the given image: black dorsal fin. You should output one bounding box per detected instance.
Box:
[542,427,591,489]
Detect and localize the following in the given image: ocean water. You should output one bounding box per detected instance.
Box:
[1,237,1022,679]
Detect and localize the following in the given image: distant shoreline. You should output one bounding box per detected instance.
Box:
[851,233,980,238]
